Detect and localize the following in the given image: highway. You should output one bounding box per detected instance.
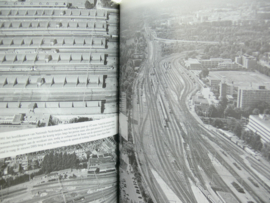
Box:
[129,25,270,203]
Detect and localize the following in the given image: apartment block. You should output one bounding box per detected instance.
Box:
[237,86,270,109]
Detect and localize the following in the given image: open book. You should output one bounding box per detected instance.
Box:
[1,0,270,202]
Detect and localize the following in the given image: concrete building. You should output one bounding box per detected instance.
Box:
[235,54,257,69]
[185,58,202,70]
[237,86,270,109]
[217,61,240,69]
[192,95,209,108]
[219,82,235,98]
[209,78,221,90]
[247,114,270,143]
[200,58,231,68]
[120,92,127,114]
[242,54,257,69]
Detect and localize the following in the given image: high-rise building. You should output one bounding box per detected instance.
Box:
[237,86,270,109]
[219,82,234,98]
[235,54,257,69]
[209,78,221,90]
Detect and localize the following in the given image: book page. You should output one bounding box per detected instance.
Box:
[0,0,119,202]
[119,0,270,203]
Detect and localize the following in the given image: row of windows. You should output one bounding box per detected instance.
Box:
[0,37,105,47]
[0,101,101,109]
[0,9,107,18]
[0,21,106,29]
[0,53,105,63]
[0,1,67,6]
[0,75,101,85]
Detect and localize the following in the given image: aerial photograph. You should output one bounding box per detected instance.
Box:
[0,0,118,133]
[0,0,118,202]
[0,136,117,203]
[119,0,270,202]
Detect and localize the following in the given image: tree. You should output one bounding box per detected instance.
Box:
[207,105,218,117]
[224,105,235,117]
[242,106,252,117]
[85,0,96,9]
[200,68,209,78]
[252,108,260,115]
[216,104,225,117]
[122,81,130,91]
[233,108,241,119]
[252,133,263,151]
[233,122,242,137]
[219,96,228,108]
[252,101,270,113]
[211,118,223,128]
[262,142,270,161]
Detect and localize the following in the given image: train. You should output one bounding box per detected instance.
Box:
[217,129,260,160]
[88,167,116,175]
[217,129,232,140]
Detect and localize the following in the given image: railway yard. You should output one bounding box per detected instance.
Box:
[120,23,270,203]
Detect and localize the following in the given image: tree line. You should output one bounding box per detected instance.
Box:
[40,152,79,174]
[196,100,270,120]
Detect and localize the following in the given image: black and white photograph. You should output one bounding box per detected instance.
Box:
[0,0,119,202]
[0,136,117,203]
[120,0,270,202]
[2,0,270,202]
[0,0,118,134]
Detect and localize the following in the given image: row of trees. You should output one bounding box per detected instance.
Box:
[202,117,263,152]
[241,130,263,151]
[40,152,79,174]
[200,109,270,160]
[0,152,83,189]
[255,63,270,77]
[156,18,270,63]
[160,42,199,57]
[196,100,270,120]
[0,174,30,189]
[121,33,147,111]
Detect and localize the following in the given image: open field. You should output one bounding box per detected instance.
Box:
[209,71,270,88]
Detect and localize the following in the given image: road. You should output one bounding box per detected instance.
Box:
[129,25,270,203]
